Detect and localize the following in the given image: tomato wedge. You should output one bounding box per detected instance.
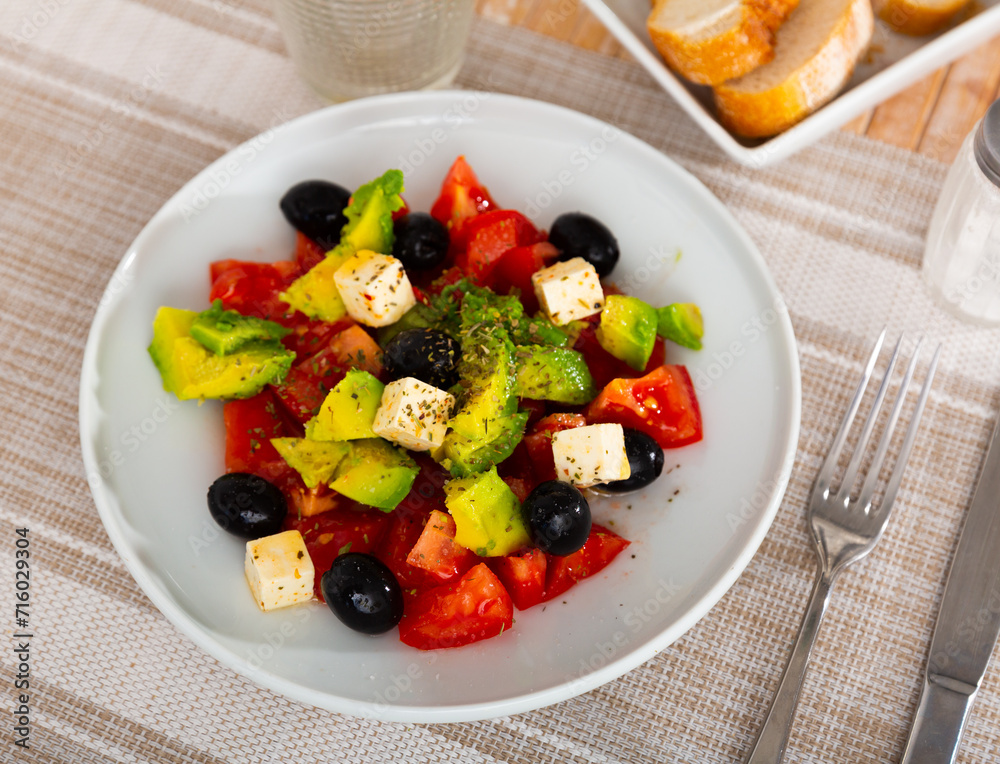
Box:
[542,524,630,602]
[455,209,541,285]
[430,155,496,233]
[488,548,547,611]
[223,390,299,490]
[492,241,558,312]
[293,232,326,273]
[406,510,476,584]
[585,365,703,448]
[398,563,514,650]
[208,259,298,323]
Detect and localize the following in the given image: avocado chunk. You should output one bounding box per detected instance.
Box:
[305,369,385,441]
[148,306,294,401]
[656,303,704,350]
[189,299,290,356]
[514,346,596,404]
[271,438,351,489]
[329,438,418,511]
[449,324,516,441]
[444,467,530,557]
[280,170,406,322]
[596,295,658,371]
[278,250,354,323]
[437,411,529,478]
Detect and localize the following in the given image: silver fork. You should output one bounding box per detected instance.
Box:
[745,330,941,764]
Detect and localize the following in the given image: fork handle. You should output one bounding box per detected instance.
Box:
[745,568,836,764]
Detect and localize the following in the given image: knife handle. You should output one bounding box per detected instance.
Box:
[899,675,977,764]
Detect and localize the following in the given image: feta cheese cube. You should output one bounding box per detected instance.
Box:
[244,530,315,612]
[372,377,455,452]
[333,250,416,327]
[551,423,631,487]
[531,257,605,326]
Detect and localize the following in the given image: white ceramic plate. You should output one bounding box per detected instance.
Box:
[580,0,1000,166]
[79,92,800,723]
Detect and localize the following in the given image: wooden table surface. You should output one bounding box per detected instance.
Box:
[476,0,1000,164]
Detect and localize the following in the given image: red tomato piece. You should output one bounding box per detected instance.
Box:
[208,259,298,323]
[542,524,630,602]
[585,365,703,449]
[223,390,299,490]
[455,210,541,285]
[287,484,343,519]
[492,241,558,312]
[293,232,326,273]
[398,563,514,650]
[271,332,356,424]
[522,413,588,483]
[286,505,393,601]
[328,324,383,377]
[574,323,666,390]
[488,548,547,611]
[406,510,476,584]
[430,155,496,233]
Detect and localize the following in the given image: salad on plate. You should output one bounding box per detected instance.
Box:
[147,156,705,651]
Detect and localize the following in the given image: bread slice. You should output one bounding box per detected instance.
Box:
[647,0,801,86]
[873,0,970,36]
[713,0,874,138]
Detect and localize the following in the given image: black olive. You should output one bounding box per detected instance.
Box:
[524,481,592,556]
[383,328,461,389]
[602,429,665,493]
[321,553,404,635]
[392,212,450,272]
[549,212,620,278]
[279,180,352,249]
[207,473,287,539]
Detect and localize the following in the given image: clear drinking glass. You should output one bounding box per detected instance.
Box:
[273,0,474,102]
[923,100,1000,326]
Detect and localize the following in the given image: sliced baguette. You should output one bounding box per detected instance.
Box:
[647,0,800,86]
[873,0,970,36]
[713,0,874,138]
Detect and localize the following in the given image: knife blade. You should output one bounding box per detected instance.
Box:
[900,409,1000,764]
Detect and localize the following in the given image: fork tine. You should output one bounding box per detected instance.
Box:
[814,327,887,498]
[858,342,941,516]
[835,334,904,505]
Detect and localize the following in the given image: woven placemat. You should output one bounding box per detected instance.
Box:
[2,2,1000,761]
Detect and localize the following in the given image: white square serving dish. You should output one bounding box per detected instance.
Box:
[579,0,1000,166]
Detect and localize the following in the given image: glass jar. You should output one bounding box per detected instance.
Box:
[273,0,475,103]
[922,99,1000,326]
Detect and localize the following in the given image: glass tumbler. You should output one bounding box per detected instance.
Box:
[273,0,474,102]
[923,99,1000,326]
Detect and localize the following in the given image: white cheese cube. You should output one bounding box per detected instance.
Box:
[244,530,315,612]
[531,257,605,326]
[372,377,455,451]
[333,250,416,327]
[551,423,631,488]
